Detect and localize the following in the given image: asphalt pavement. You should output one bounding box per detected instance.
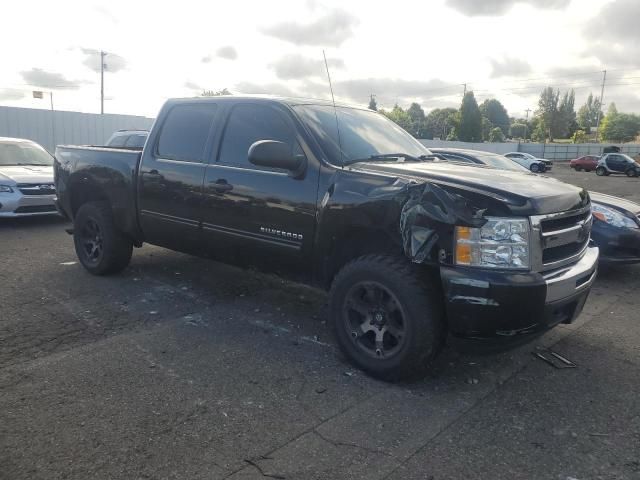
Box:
[1,164,639,480]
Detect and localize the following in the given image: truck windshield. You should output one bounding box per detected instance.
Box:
[0,142,53,166]
[293,105,431,166]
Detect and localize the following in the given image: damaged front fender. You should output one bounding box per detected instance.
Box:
[400,182,487,264]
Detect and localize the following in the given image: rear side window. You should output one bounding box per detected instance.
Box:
[157,104,217,162]
[218,104,299,169]
[108,135,127,147]
[125,134,147,148]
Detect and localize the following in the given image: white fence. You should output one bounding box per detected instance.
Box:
[0,106,155,153]
[419,139,640,161]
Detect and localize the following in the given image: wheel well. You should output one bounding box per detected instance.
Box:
[70,182,110,218]
[324,228,403,288]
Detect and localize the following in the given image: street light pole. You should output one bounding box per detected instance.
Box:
[100,50,106,114]
[524,108,531,141]
[594,69,607,143]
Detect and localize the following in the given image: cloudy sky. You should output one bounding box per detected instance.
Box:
[1,0,638,119]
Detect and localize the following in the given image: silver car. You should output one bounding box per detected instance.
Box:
[0,137,58,217]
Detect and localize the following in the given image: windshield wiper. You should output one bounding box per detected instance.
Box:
[343,153,431,166]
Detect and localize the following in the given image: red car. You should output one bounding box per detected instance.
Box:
[570,155,599,172]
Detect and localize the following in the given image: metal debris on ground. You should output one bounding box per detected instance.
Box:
[532,348,577,369]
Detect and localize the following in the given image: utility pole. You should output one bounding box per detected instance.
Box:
[100,50,107,114]
[594,69,607,142]
[462,83,467,97]
[49,92,55,150]
[524,108,531,141]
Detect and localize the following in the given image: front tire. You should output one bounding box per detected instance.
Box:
[73,201,133,275]
[625,168,637,178]
[530,163,540,173]
[329,255,444,381]
[596,166,607,176]
[574,166,582,172]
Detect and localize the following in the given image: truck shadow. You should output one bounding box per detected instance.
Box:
[0,215,69,230]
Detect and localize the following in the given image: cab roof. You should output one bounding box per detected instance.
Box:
[168,94,372,111]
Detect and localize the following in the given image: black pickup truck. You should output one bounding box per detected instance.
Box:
[55,96,598,380]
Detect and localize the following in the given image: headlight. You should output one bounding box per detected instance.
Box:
[455,217,530,269]
[592,203,639,229]
[0,185,14,193]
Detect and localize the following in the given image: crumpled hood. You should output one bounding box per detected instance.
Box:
[0,165,54,185]
[590,191,640,214]
[347,161,589,215]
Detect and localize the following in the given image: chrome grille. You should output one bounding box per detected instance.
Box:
[17,183,56,196]
[531,205,592,272]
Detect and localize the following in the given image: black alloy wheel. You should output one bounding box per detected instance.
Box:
[79,217,104,266]
[342,281,407,359]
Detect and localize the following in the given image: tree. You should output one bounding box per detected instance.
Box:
[368,95,377,111]
[600,103,640,142]
[424,107,458,139]
[201,88,231,96]
[481,117,493,141]
[509,123,527,139]
[488,127,505,142]
[532,118,547,142]
[406,103,427,137]
[557,89,577,138]
[480,99,510,135]
[572,130,587,143]
[536,87,561,141]
[458,91,482,142]
[383,105,413,132]
[577,93,603,132]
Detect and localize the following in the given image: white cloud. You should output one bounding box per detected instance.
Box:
[0,0,637,117]
[261,8,358,46]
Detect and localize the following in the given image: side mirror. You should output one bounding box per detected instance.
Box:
[248,140,303,173]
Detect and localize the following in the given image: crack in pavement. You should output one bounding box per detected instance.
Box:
[379,291,626,479]
[312,429,397,459]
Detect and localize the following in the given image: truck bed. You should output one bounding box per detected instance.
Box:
[54,145,142,238]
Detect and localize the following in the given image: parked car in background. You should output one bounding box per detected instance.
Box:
[569,155,599,172]
[595,153,640,177]
[105,130,149,150]
[505,152,552,172]
[0,137,57,217]
[430,148,529,172]
[589,192,640,264]
[435,148,639,265]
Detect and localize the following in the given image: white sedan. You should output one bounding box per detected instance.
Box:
[0,137,58,217]
[504,152,552,172]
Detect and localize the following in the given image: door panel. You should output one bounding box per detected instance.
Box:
[138,102,218,251]
[201,102,319,278]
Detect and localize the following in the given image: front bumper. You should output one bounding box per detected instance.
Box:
[592,221,640,264]
[0,190,58,217]
[440,246,598,346]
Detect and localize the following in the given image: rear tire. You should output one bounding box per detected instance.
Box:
[329,255,444,381]
[596,166,607,176]
[73,201,133,275]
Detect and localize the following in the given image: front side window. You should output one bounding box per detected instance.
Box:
[293,105,430,165]
[157,104,217,162]
[0,142,53,166]
[218,104,300,169]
